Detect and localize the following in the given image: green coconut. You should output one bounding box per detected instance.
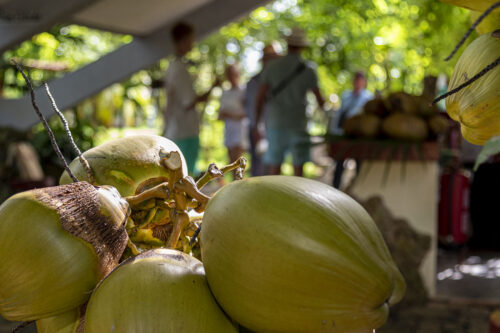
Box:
[60,135,187,197]
[0,182,129,321]
[36,306,85,333]
[84,249,237,333]
[201,176,405,333]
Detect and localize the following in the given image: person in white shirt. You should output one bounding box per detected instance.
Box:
[218,64,248,169]
[163,22,218,175]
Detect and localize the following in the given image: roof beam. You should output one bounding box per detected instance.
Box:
[0,0,268,130]
[0,0,97,53]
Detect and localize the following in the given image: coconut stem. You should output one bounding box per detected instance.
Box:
[175,176,210,212]
[432,55,500,105]
[220,156,247,180]
[166,210,190,248]
[11,59,79,183]
[196,163,224,189]
[44,83,96,184]
[127,238,141,256]
[445,0,500,61]
[196,157,247,189]
[11,321,33,333]
[126,183,171,209]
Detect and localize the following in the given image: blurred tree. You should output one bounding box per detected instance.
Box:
[195,0,471,99]
[0,0,472,177]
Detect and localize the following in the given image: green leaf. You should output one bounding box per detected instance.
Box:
[474,136,500,171]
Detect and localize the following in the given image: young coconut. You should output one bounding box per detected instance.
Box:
[440,0,498,12]
[343,114,381,139]
[60,135,188,197]
[471,10,500,34]
[36,305,85,333]
[382,113,428,141]
[201,176,405,333]
[84,249,237,333]
[58,134,242,251]
[445,31,500,145]
[0,182,129,321]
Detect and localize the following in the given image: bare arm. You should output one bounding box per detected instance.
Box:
[255,83,269,126]
[311,86,326,112]
[186,78,221,111]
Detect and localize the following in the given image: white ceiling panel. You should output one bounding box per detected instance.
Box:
[73,0,213,35]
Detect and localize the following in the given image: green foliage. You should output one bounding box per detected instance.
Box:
[1,25,130,98]
[474,136,500,171]
[189,0,471,171]
[30,111,99,178]
[195,0,471,97]
[1,0,473,177]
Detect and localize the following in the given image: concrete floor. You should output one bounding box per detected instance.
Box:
[437,249,500,302]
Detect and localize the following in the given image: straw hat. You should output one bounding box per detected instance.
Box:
[285,27,310,47]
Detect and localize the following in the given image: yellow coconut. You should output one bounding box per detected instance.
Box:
[382,113,429,141]
[343,114,381,138]
[445,32,500,145]
[428,114,450,136]
[441,0,498,11]
[201,176,405,333]
[471,10,500,34]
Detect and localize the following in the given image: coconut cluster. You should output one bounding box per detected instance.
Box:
[341,90,449,142]
[0,135,405,332]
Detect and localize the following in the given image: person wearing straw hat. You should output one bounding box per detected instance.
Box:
[254,27,325,177]
[244,43,280,176]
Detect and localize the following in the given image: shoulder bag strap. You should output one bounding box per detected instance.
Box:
[268,62,307,101]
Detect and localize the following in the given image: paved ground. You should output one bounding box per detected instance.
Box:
[0,300,495,333]
[379,300,494,333]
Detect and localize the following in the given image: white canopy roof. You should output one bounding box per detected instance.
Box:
[0,0,269,129]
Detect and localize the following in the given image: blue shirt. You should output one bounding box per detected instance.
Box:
[329,89,374,135]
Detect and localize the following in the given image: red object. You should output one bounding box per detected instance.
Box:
[490,310,500,333]
[438,170,470,245]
